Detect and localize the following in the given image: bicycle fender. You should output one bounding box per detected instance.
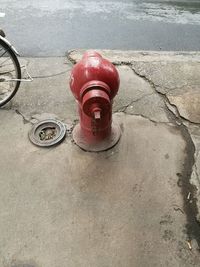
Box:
[0,36,20,56]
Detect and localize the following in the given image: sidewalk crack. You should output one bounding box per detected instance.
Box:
[114,93,154,113]
[130,63,200,248]
[15,109,32,124]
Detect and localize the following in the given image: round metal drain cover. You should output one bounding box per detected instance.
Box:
[29,119,66,147]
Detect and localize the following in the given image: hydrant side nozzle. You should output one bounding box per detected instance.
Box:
[82,89,110,118]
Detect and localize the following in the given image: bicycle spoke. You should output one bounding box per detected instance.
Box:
[0,39,20,106]
[0,62,15,67]
[0,57,10,66]
[0,69,16,75]
[0,49,8,58]
[0,82,13,99]
[0,83,11,90]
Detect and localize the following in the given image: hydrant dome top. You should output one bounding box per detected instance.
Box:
[82,51,102,59]
[70,51,120,101]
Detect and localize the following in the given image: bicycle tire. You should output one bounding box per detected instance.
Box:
[0,38,21,107]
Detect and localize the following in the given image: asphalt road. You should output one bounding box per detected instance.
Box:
[0,0,200,56]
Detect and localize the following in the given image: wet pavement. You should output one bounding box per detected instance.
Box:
[0,0,200,56]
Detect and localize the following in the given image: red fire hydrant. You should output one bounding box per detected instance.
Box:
[70,51,121,152]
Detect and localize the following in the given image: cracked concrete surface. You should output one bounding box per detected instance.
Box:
[69,50,200,258]
[167,87,200,124]
[11,57,76,122]
[0,51,200,266]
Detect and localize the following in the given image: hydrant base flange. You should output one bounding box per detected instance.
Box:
[73,121,121,152]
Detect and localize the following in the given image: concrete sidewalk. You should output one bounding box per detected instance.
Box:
[0,50,200,267]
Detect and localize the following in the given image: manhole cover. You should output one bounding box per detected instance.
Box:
[29,119,66,147]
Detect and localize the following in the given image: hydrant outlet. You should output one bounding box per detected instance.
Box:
[82,89,110,118]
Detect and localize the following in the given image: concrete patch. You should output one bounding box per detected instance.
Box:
[132,61,200,95]
[168,87,200,123]
[125,93,169,123]
[113,65,154,112]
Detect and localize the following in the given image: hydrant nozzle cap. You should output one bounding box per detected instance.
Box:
[82,90,110,118]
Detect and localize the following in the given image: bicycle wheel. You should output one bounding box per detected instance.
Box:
[0,38,21,107]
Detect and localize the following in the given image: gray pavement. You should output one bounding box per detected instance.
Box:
[0,51,200,266]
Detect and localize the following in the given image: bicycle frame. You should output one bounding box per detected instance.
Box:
[0,35,33,82]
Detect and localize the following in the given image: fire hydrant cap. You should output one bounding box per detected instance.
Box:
[70,51,119,101]
[82,89,110,118]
